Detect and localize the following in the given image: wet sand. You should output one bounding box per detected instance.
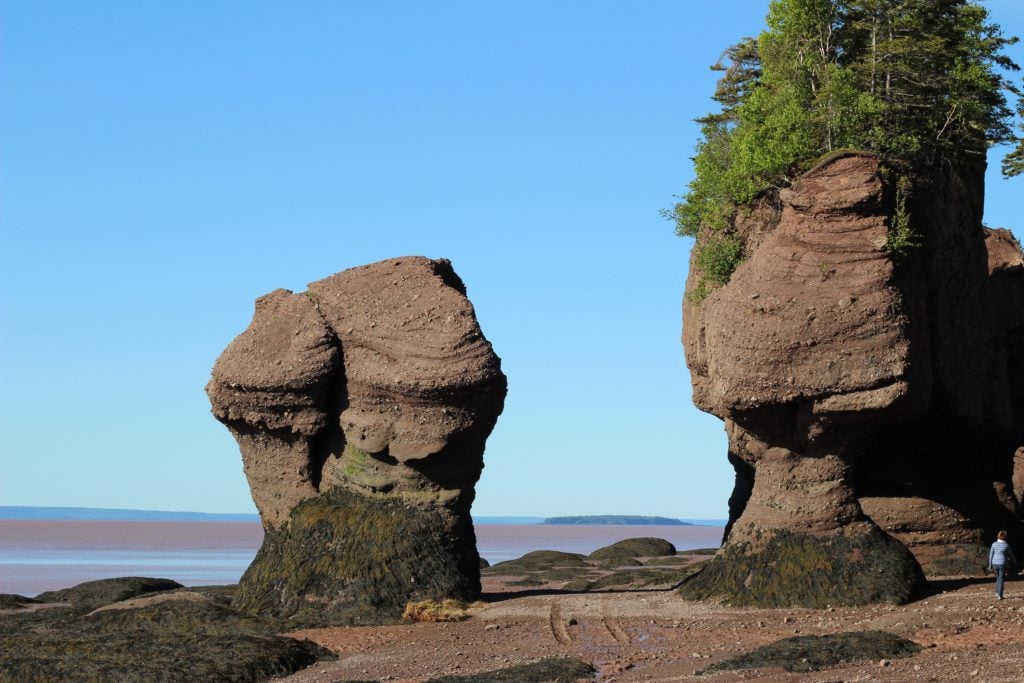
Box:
[278,576,1024,682]
[0,520,723,595]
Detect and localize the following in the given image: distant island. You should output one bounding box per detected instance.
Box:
[0,507,727,526]
[543,515,691,526]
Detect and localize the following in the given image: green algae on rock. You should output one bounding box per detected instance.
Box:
[425,657,595,683]
[483,551,591,576]
[232,487,480,626]
[588,537,677,562]
[699,630,920,674]
[0,595,40,610]
[679,528,923,608]
[0,581,333,683]
[34,576,184,611]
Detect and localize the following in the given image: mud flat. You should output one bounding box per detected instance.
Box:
[5,542,1024,682]
[279,574,1024,682]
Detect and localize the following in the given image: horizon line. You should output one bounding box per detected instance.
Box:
[0,505,727,522]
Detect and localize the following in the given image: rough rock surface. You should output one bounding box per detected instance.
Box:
[986,228,1024,507]
[0,579,332,682]
[682,152,1022,605]
[208,257,506,625]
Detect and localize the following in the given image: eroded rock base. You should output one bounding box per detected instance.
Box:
[678,529,924,608]
[233,487,480,626]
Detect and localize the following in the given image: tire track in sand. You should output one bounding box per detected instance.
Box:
[548,602,572,645]
[602,614,630,645]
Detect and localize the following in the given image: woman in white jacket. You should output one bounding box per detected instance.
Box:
[989,531,1018,600]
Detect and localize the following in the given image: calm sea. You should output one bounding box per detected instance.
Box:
[0,520,723,597]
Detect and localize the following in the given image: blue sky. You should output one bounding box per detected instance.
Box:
[2,1,1022,519]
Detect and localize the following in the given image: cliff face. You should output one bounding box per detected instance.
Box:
[681,152,1022,606]
[207,257,506,625]
[985,228,1024,509]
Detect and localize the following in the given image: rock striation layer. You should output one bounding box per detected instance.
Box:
[681,152,1022,606]
[207,257,506,625]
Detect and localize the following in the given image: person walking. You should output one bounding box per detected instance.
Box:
[988,530,1018,600]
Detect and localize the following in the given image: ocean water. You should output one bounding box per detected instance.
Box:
[0,519,723,597]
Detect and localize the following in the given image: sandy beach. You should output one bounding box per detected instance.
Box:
[276,574,1024,682]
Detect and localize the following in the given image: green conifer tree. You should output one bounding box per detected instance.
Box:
[673,0,1022,296]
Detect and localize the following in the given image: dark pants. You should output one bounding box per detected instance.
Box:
[995,564,1006,598]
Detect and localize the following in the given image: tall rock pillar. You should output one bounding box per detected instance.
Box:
[682,152,1023,605]
[207,257,506,625]
[681,153,925,606]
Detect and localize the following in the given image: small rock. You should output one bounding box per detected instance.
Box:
[484,623,500,631]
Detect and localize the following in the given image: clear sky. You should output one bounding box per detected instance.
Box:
[2,1,1022,519]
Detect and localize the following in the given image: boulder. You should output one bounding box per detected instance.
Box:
[207,257,506,625]
[588,538,677,562]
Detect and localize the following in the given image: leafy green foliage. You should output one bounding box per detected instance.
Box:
[884,175,920,257]
[674,0,1023,295]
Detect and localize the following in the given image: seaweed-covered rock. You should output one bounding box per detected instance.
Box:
[576,566,698,592]
[233,488,480,625]
[678,529,921,607]
[588,537,677,562]
[35,577,183,610]
[425,657,595,683]
[0,595,39,610]
[0,582,333,682]
[208,257,506,625]
[483,551,591,575]
[700,630,920,674]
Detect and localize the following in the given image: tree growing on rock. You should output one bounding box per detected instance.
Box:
[671,0,1022,296]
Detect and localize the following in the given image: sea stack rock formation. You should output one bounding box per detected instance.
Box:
[985,228,1024,508]
[207,257,506,625]
[681,152,1022,607]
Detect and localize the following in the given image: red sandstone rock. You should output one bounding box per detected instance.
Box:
[682,153,1022,603]
[207,257,506,623]
[985,229,1024,509]
[207,290,338,527]
[688,154,925,439]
